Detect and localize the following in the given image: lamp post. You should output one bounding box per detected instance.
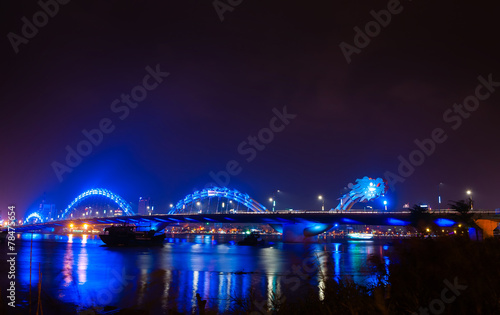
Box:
[438,182,443,213]
[383,200,387,211]
[318,195,324,211]
[269,198,275,212]
[270,189,280,212]
[466,190,473,210]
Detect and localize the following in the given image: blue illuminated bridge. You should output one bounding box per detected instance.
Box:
[19,186,500,242]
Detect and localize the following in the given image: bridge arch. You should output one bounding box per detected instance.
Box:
[24,212,44,224]
[168,187,268,214]
[61,188,134,219]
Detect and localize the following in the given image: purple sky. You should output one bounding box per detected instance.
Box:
[1,0,499,218]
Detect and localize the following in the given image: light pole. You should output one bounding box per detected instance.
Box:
[466,190,473,210]
[269,198,275,212]
[438,182,443,212]
[270,189,280,212]
[383,200,387,211]
[318,195,324,211]
[196,201,201,213]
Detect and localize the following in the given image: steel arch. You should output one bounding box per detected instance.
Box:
[61,188,134,219]
[168,187,268,214]
[24,212,44,224]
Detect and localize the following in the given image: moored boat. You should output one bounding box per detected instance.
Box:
[99,225,165,246]
[237,232,265,246]
[347,232,374,240]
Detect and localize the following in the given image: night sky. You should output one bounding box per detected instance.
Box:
[1,0,499,218]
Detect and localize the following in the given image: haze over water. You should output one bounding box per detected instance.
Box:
[6,234,390,313]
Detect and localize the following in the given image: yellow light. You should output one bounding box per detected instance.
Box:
[70,223,74,228]
[458,224,462,228]
[426,228,430,232]
[83,224,88,230]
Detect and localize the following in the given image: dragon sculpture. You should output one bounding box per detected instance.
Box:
[335,176,388,210]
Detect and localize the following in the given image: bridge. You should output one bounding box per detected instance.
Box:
[18,183,500,242]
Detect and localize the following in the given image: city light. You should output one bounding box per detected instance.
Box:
[83,224,88,230]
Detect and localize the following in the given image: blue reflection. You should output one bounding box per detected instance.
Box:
[5,233,391,313]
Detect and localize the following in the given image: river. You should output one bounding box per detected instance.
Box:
[1,233,391,314]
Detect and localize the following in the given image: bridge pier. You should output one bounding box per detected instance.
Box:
[272,223,333,243]
[474,219,499,239]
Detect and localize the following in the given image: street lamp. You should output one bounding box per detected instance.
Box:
[270,189,280,212]
[466,190,473,210]
[383,200,388,211]
[318,195,324,211]
[438,182,444,212]
[269,198,276,212]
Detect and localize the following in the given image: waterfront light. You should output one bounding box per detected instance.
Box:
[70,223,74,228]
[318,195,324,210]
[83,224,88,230]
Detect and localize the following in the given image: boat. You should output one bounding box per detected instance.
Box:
[99,225,166,246]
[237,232,265,246]
[347,232,374,240]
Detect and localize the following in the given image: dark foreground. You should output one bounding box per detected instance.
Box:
[1,237,500,314]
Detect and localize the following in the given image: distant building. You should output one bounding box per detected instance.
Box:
[138,197,152,215]
[39,201,56,221]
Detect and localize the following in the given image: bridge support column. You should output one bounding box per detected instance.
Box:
[474,219,499,239]
[280,223,333,243]
[53,226,65,234]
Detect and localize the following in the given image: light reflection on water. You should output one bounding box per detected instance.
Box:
[8,233,390,313]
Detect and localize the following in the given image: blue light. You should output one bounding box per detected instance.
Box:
[60,188,133,220]
[383,200,387,205]
[435,218,455,227]
[24,212,44,224]
[342,218,361,224]
[387,218,410,226]
[168,187,268,214]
